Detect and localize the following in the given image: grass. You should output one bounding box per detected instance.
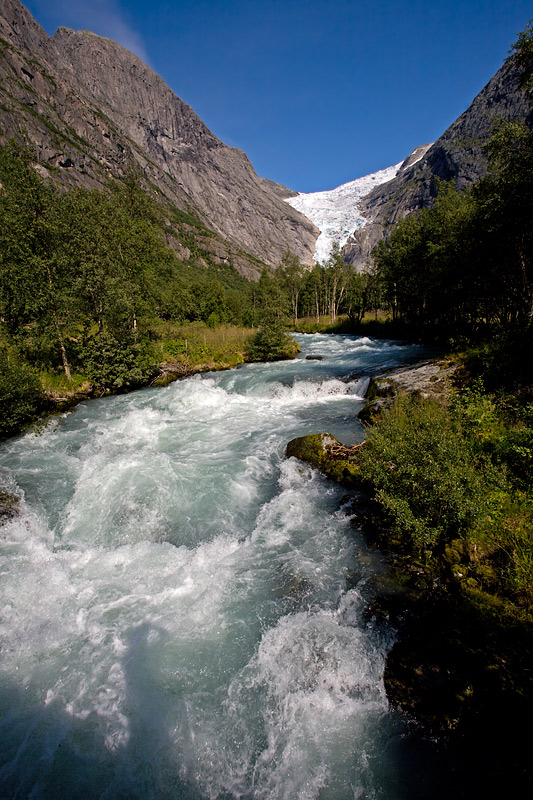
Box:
[1,321,258,421]
[291,314,350,333]
[39,370,91,395]
[35,323,255,397]
[148,321,254,369]
[292,311,414,337]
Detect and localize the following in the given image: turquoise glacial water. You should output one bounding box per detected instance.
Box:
[0,334,453,799]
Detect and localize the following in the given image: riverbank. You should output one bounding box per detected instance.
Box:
[2,321,303,440]
[286,353,533,794]
[0,322,258,440]
[43,359,236,413]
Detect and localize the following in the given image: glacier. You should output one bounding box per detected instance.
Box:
[285,162,402,263]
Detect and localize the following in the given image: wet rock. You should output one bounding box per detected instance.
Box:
[376,359,457,397]
[358,359,457,422]
[0,490,20,524]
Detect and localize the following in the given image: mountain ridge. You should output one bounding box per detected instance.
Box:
[0,0,318,278]
[343,56,533,269]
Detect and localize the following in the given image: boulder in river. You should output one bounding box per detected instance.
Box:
[285,433,364,487]
[0,490,20,524]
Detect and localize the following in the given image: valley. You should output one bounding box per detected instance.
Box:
[1,1,533,797]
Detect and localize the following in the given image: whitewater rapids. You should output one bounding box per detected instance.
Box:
[0,334,448,799]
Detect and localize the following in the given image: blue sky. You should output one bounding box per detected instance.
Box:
[24,0,532,192]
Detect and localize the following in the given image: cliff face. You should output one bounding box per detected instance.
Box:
[0,0,318,277]
[343,59,533,269]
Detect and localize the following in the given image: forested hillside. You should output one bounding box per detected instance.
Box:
[362,20,533,598]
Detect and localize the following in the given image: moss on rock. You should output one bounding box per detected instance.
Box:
[285,432,364,487]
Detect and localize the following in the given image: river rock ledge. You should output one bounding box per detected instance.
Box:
[285,433,364,487]
[359,357,457,422]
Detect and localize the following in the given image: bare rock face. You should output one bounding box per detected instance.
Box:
[0,1,145,190]
[259,177,299,198]
[343,59,533,270]
[0,0,318,276]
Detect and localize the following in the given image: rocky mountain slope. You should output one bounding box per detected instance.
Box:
[343,59,533,270]
[0,0,318,278]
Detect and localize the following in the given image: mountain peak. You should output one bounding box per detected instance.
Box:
[0,0,318,276]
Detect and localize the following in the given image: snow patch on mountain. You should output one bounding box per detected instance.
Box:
[286,162,402,263]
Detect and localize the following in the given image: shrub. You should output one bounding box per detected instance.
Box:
[80,331,154,390]
[244,321,299,362]
[361,396,503,556]
[0,349,45,437]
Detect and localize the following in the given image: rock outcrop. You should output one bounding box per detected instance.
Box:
[0,0,318,277]
[343,58,533,270]
[286,433,364,487]
[358,358,458,422]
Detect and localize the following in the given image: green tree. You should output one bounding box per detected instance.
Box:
[325,242,351,321]
[189,279,228,323]
[478,120,533,321]
[80,329,153,390]
[372,182,477,328]
[510,19,533,99]
[0,141,76,379]
[301,263,327,322]
[255,269,289,321]
[345,271,368,324]
[279,250,305,326]
[244,319,297,361]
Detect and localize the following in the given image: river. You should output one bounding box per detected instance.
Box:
[0,333,453,799]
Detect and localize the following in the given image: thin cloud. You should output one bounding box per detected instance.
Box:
[33,0,150,63]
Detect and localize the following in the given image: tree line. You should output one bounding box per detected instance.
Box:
[250,244,380,328]
[0,138,382,388]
